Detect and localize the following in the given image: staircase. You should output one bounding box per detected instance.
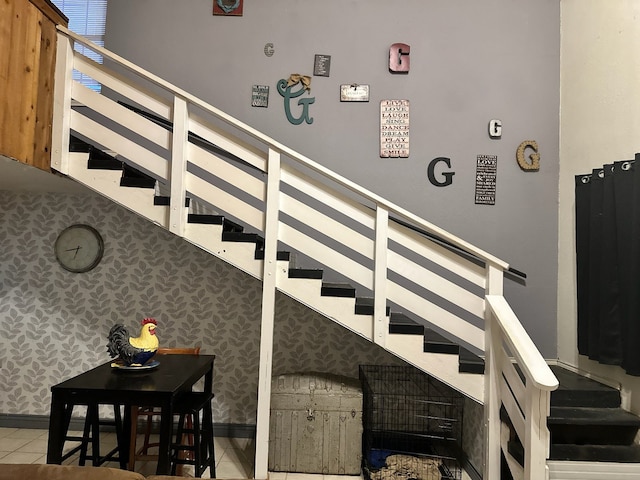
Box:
[504,365,640,479]
[45,25,640,480]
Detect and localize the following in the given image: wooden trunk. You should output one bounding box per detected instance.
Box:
[0,0,67,171]
[268,373,363,475]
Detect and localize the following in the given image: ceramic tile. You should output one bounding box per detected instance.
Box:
[16,438,49,454]
[228,436,254,450]
[216,459,251,479]
[287,473,324,480]
[215,444,227,463]
[0,437,30,451]
[0,428,19,439]
[267,472,287,480]
[324,475,363,480]
[0,451,44,464]
[5,428,47,440]
[220,446,250,464]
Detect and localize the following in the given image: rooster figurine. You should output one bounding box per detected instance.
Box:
[107,318,159,366]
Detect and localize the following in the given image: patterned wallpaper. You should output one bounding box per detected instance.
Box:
[0,190,404,421]
[0,189,483,470]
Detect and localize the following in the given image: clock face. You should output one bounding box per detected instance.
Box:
[54,224,104,273]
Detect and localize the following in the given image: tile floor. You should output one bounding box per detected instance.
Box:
[0,427,472,479]
[0,426,256,478]
[0,427,369,479]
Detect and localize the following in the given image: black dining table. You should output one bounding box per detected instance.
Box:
[46,353,215,475]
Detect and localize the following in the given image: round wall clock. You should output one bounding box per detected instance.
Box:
[54,224,104,273]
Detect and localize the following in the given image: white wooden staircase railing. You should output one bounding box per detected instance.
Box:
[51,26,558,480]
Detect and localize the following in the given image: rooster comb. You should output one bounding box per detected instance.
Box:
[141,317,157,326]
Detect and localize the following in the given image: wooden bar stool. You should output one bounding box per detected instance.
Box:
[128,347,204,472]
[170,391,216,478]
[61,403,125,468]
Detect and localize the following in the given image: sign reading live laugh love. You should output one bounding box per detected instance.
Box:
[380,100,409,158]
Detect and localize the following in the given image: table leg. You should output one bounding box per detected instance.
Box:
[46,394,66,464]
[156,406,173,475]
[116,404,130,469]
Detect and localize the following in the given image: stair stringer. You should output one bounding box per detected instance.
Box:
[185,223,264,279]
[386,332,484,403]
[275,266,373,341]
[67,153,168,227]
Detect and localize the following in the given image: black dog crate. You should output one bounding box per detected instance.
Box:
[359,365,464,480]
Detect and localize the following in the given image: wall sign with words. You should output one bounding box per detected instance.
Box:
[251,85,269,107]
[313,54,331,77]
[380,99,409,158]
[475,154,497,205]
[340,84,369,102]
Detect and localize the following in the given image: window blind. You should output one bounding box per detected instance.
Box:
[52,0,107,92]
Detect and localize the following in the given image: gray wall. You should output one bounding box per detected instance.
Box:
[105,0,561,357]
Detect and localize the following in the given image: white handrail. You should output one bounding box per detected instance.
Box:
[56,25,508,271]
[487,295,558,390]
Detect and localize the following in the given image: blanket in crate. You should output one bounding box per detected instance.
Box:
[369,454,442,480]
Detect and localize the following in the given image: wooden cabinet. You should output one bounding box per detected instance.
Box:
[0,0,67,171]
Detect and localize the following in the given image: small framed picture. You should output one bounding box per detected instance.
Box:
[213,0,243,16]
[313,54,331,77]
[252,85,269,108]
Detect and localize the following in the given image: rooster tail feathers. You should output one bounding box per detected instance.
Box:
[107,324,129,358]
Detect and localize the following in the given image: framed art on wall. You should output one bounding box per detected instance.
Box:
[213,0,243,16]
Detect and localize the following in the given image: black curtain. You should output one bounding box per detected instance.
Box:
[575,157,640,374]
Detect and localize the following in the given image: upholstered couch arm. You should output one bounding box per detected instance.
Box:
[0,464,146,480]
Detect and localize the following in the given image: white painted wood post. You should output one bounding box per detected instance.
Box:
[524,384,552,480]
[254,148,281,480]
[373,206,389,347]
[169,96,189,235]
[484,263,504,480]
[51,32,74,175]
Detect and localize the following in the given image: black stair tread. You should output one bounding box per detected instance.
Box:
[459,347,485,374]
[120,177,156,188]
[222,231,264,244]
[255,250,291,261]
[388,313,424,335]
[120,164,156,188]
[354,297,390,316]
[506,440,524,466]
[549,365,621,408]
[548,406,640,427]
[188,214,224,225]
[550,443,640,463]
[288,269,323,279]
[69,135,92,152]
[153,196,191,207]
[320,282,356,298]
[423,328,460,355]
[87,148,122,170]
[89,147,119,161]
[122,163,151,179]
[222,219,244,233]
